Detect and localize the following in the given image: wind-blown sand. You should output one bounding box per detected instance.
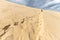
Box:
[0,0,60,40]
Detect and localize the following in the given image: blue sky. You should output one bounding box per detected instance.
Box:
[7,0,60,12]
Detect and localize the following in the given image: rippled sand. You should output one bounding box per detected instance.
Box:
[0,0,60,40]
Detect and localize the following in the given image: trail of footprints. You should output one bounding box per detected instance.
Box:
[0,14,42,40]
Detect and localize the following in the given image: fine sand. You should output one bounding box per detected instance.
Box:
[0,0,60,40]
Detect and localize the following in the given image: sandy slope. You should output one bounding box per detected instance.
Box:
[0,0,43,40]
[0,0,60,40]
[43,11,60,40]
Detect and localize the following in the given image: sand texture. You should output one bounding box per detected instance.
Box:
[0,0,60,40]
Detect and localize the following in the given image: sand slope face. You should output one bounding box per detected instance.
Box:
[0,0,60,40]
[0,0,43,40]
[43,10,60,40]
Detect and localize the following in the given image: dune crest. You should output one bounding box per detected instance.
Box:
[0,0,60,40]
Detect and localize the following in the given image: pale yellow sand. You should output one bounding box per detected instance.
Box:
[0,0,60,40]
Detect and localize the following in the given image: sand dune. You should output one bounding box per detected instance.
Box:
[0,0,60,40]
